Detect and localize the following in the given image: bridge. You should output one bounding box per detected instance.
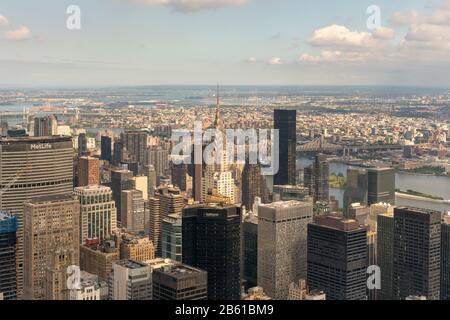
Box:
[296,137,403,154]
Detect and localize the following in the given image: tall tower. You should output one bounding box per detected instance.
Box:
[0,212,17,300]
[274,109,296,186]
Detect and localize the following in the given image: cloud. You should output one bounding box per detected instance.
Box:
[268,57,284,65]
[124,0,249,12]
[245,57,257,63]
[389,10,420,25]
[298,51,372,63]
[0,15,9,27]
[2,26,32,41]
[307,24,392,48]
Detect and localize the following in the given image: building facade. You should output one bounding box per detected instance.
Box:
[274,109,296,186]
[0,212,17,300]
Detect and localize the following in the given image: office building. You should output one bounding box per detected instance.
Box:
[78,156,100,187]
[305,154,329,203]
[23,195,80,300]
[377,211,394,300]
[274,109,296,185]
[33,115,58,137]
[343,168,368,214]
[242,162,269,210]
[100,136,112,163]
[242,211,258,290]
[288,279,326,300]
[242,287,272,300]
[145,146,169,184]
[258,201,313,300]
[144,165,157,198]
[0,212,17,300]
[272,185,310,202]
[171,163,188,192]
[392,207,441,300]
[74,185,117,244]
[109,260,152,300]
[162,214,182,262]
[182,204,241,300]
[121,189,146,235]
[80,239,119,281]
[441,215,450,300]
[367,167,395,205]
[123,130,148,166]
[119,234,155,262]
[307,216,367,300]
[110,168,133,225]
[151,258,208,300]
[345,203,370,226]
[0,136,73,297]
[78,133,88,157]
[112,140,124,165]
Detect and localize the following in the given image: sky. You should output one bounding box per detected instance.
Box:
[0,0,450,87]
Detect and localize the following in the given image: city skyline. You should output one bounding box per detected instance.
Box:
[1,0,450,86]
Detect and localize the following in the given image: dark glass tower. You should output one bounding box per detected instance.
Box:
[182,204,241,300]
[0,212,17,300]
[242,213,258,290]
[377,212,394,300]
[393,207,441,300]
[441,216,450,300]
[78,133,88,157]
[367,167,395,205]
[307,216,367,300]
[100,136,112,163]
[343,168,368,214]
[274,109,296,186]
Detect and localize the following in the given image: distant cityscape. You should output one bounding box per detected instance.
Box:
[0,85,449,300]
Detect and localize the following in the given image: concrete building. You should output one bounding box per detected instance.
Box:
[23,194,80,300]
[345,203,370,226]
[241,162,269,210]
[257,201,313,300]
[272,185,311,202]
[109,260,152,300]
[80,240,120,281]
[123,130,149,167]
[0,136,73,297]
[242,287,272,300]
[0,212,17,300]
[288,279,326,300]
[119,234,155,262]
[441,214,450,300]
[150,258,208,300]
[78,156,100,187]
[307,216,367,300]
[110,168,133,225]
[121,189,146,235]
[33,115,58,137]
[75,185,117,244]
[69,271,105,300]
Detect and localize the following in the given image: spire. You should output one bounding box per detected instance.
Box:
[214,82,221,126]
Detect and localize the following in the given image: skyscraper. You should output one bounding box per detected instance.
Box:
[312,154,329,203]
[171,163,187,192]
[112,140,124,165]
[162,214,183,262]
[343,168,368,214]
[182,204,241,300]
[110,168,133,225]
[23,194,80,300]
[392,207,441,300]
[441,215,450,300]
[78,156,100,187]
[109,260,152,300]
[367,167,395,205]
[307,216,367,300]
[100,136,112,163]
[0,136,73,297]
[0,212,17,300]
[274,109,296,186]
[241,162,269,211]
[121,189,146,235]
[33,115,58,137]
[74,185,117,245]
[144,165,157,198]
[145,146,169,184]
[258,201,313,299]
[123,130,149,167]
[242,211,258,290]
[78,133,88,157]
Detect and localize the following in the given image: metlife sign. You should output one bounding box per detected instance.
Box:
[30,143,53,151]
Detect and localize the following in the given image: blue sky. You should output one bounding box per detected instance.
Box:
[0,0,449,86]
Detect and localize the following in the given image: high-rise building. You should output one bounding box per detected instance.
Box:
[78,133,88,157]
[343,168,368,214]
[119,234,155,262]
[121,189,146,235]
[109,260,152,300]
[80,240,119,281]
[100,136,112,163]
[33,115,58,137]
[305,154,329,203]
[307,216,367,300]
[171,163,188,192]
[78,156,100,187]
[367,167,395,205]
[441,215,450,300]
[23,195,80,300]
[345,203,370,225]
[182,204,241,300]
[151,258,208,300]
[392,207,441,300]
[287,279,326,300]
[242,162,269,210]
[74,185,117,244]
[258,201,313,300]
[0,212,17,300]
[124,176,148,201]
[148,185,185,255]
[377,211,394,300]
[144,165,157,198]
[274,109,296,186]
[242,211,258,290]
[162,214,182,262]
[110,168,133,225]
[272,185,310,202]
[145,146,169,184]
[112,140,123,165]
[0,136,73,297]
[123,130,149,167]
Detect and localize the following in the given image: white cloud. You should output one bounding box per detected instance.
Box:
[0,15,9,27]
[389,10,420,25]
[268,57,284,65]
[124,0,249,12]
[307,24,392,48]
[245,57,257,63]
[3,26,32,41]
[298,51,371,63]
